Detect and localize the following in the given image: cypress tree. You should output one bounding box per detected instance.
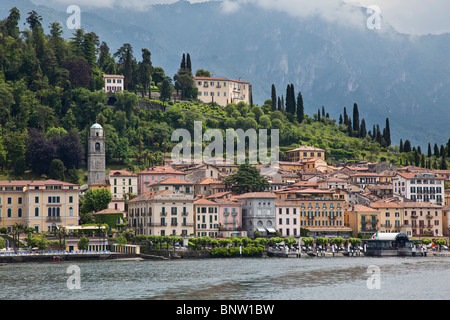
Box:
[428,143,432,157]
[434,143,439,157]
[343,107,348,125]
[296,91,304,123]
[186,53,192,72]
[180,53,186,69]
[347,118,353,136]
[384,118,391,146]
[360,119,367,138]
[322,106,325,118]
[339,114,343,125]
[352,103,359,134]
[317,108,321,122]
[404,140,411,153]
[277,96,281,111]
[271,84,277,111]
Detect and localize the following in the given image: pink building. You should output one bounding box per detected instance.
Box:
[137,166,186,194]
[214,198,246,238]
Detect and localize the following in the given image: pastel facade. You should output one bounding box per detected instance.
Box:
[0,180,80,233]
[285,146,325,162]
[194,198,220,237]
[194,76,252,106]
[127,190,195,237]
[392,172,445,205]
[109,170,138,199]
[137,166,186,194]
[238,192,277,238]
[344,204,380,237]
[103,74,124,93]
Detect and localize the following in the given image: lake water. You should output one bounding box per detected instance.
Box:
[1,255,449,300]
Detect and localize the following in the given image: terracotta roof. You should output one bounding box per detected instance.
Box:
[109,170,136,176]
[138,165,185,175]
[236,192,277,199]
[400,202,443,208]
[94,208,125,215]
[156,177,193,185]
[206,191,232,199]
[197,178,223,185]
[370,201,402,209]
[395,172,439,179]
[347,205,379,212]
[286,146,325,153]
[194,198,218,205]
[0,179,78,187]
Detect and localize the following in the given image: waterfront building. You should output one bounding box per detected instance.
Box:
[127,190,195,237]
[392,172,445,205]
[214,199,246,238]
[237,192,277,239]
[0,179,80,233]
[296,198,349,238]
[400,202,444,237]
[194,76,252,107]
[344,204,380,237]
[194,197,219,237]
[275,200,300,238]
[370,201,410,235]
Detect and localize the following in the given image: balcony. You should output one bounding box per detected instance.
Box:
[47,216,61,222]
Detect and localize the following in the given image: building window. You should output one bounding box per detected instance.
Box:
[35,207,39,217]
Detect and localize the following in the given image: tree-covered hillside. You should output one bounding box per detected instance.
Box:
[0,8,448,184]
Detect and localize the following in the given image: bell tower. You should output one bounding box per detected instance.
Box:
[88,123,106,186]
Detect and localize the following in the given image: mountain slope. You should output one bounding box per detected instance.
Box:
[2,0,449,148]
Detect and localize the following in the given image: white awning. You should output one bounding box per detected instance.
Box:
[256,227,266,232]
[266,228,277,233]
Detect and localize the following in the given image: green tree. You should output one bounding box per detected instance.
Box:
[48,159,65,181]
[81,188,113,214]
[224,162,270,194]
[78,236,89,251]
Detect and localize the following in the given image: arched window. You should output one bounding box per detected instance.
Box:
[95,142,100,151]
[35,207,39,217]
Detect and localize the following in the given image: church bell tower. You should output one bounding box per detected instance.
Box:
[88,123,106,186]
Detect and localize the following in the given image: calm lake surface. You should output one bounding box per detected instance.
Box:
[1,256,449,300]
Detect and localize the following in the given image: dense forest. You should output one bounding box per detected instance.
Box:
[0,8,448,184]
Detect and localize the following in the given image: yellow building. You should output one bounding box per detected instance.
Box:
[194,76,252,107]
[344,204,380,237]
[370,202,410,235]
[0,179,80,233]
[285,146,325,162]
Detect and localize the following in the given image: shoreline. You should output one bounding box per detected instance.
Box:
[1,249,449,264]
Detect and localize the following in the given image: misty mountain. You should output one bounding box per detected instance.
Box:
[2,0,449,148]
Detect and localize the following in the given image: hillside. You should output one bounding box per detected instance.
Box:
[4,0,449,148]
[0,6,448,184]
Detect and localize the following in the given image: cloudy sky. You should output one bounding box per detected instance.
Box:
[32,0,450,35]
